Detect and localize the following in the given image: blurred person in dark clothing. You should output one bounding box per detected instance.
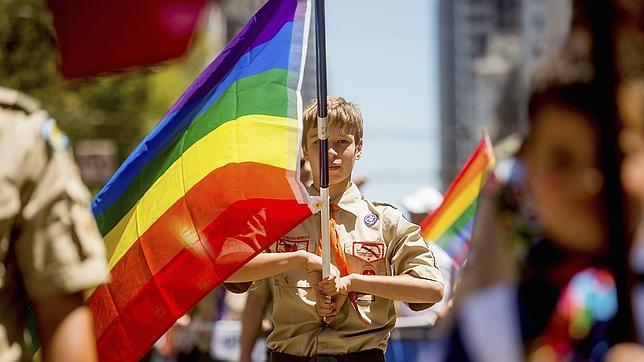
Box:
[440,36,644,360]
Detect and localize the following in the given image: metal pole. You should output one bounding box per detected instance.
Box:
[315,0,331,278]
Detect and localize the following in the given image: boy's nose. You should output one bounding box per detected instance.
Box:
[328,147,338,157]
[571,168,603,198]
[581,168,603,196]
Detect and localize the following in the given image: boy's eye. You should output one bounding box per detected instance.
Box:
[337,139,350,145]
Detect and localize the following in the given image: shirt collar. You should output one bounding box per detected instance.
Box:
[307,182,363,216]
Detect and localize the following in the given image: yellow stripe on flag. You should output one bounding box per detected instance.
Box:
[104,115,299,268]
[422,172,485,242]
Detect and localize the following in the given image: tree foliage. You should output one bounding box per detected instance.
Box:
[0,0,211,162]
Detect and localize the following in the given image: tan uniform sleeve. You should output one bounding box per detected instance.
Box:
[383,207,443,311]
[14,114,109,300]
[224,248,274,294]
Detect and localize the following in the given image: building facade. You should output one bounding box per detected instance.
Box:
[438,0,571,187]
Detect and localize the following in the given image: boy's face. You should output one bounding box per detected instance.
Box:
[299,158,313,187]
[526,104,606,253]
[303,122,362,189]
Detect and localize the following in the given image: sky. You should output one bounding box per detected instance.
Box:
[324,0,441,211]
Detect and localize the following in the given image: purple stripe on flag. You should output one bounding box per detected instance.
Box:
[165,0,297,117]
[437,218,475,268]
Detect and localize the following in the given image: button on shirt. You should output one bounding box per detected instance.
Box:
[265,183,443,356]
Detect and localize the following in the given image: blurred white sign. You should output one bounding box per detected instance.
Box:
[210,320,267,362]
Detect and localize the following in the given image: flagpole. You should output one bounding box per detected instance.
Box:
[314,0,331,278]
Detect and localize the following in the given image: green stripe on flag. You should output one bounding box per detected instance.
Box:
[96,69,296,235]
[434,201,478,248]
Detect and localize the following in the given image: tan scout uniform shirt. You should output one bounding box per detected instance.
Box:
[265,183,443,357]
[0,89,109,362]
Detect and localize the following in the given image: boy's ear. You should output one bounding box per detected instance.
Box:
[302,146,309,160]
[355,138,363,159]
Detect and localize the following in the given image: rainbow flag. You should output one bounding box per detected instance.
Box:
[420,136,495,268]
[87,1,313,360]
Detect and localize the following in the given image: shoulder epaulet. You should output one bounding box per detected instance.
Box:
[0,86,41,114]
[370,200,398,210]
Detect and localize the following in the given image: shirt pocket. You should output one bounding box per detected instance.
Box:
[345,240,389,305]
[271,269,317,311]
[271,235,316,293]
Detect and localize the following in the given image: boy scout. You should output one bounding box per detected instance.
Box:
[0,87,109,362]
[228,96,444,361]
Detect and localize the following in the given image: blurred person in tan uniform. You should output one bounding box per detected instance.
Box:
[0,87,109,362]
[239,279,273,362]
[227,96,444,361]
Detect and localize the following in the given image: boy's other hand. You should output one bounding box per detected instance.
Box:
[315,292,336,318]
[318,274,343,296]
[318,275,352,324]
[300,250,323,273]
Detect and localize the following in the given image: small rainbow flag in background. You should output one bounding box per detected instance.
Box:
[420,135,495,268]
[87,1,313,360]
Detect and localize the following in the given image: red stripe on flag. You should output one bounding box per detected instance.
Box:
[88,162,311,360]
[91,197,311,361]
[90,162,303,335]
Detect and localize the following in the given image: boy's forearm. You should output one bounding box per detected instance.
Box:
[347,273,443,304]
[226,251,307,282]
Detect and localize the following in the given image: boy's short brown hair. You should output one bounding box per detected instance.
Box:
[302,96,364,150]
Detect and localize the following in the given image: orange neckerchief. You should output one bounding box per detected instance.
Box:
[317,205,371,324]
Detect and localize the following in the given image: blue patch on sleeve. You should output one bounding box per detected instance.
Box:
[41,117,69,151]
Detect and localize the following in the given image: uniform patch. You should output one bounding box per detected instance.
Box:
[361,265,377,276]
[41,117,69,151]
[357,265,377,302]
[276,236,310,252]
[352,241,385,262]
[356,292,375,302]
[363,213,378,227]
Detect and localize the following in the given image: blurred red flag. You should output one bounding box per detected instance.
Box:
[47,0,207,79]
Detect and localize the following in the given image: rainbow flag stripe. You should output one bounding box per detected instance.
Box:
[420,136,495,268]
[88,1,313,360]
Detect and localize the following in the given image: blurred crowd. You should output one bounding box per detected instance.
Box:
[142,1,644,361]
[1,0,643,361]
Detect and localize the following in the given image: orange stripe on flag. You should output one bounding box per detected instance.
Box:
[88,162,311,341]
[420,136,494,241]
